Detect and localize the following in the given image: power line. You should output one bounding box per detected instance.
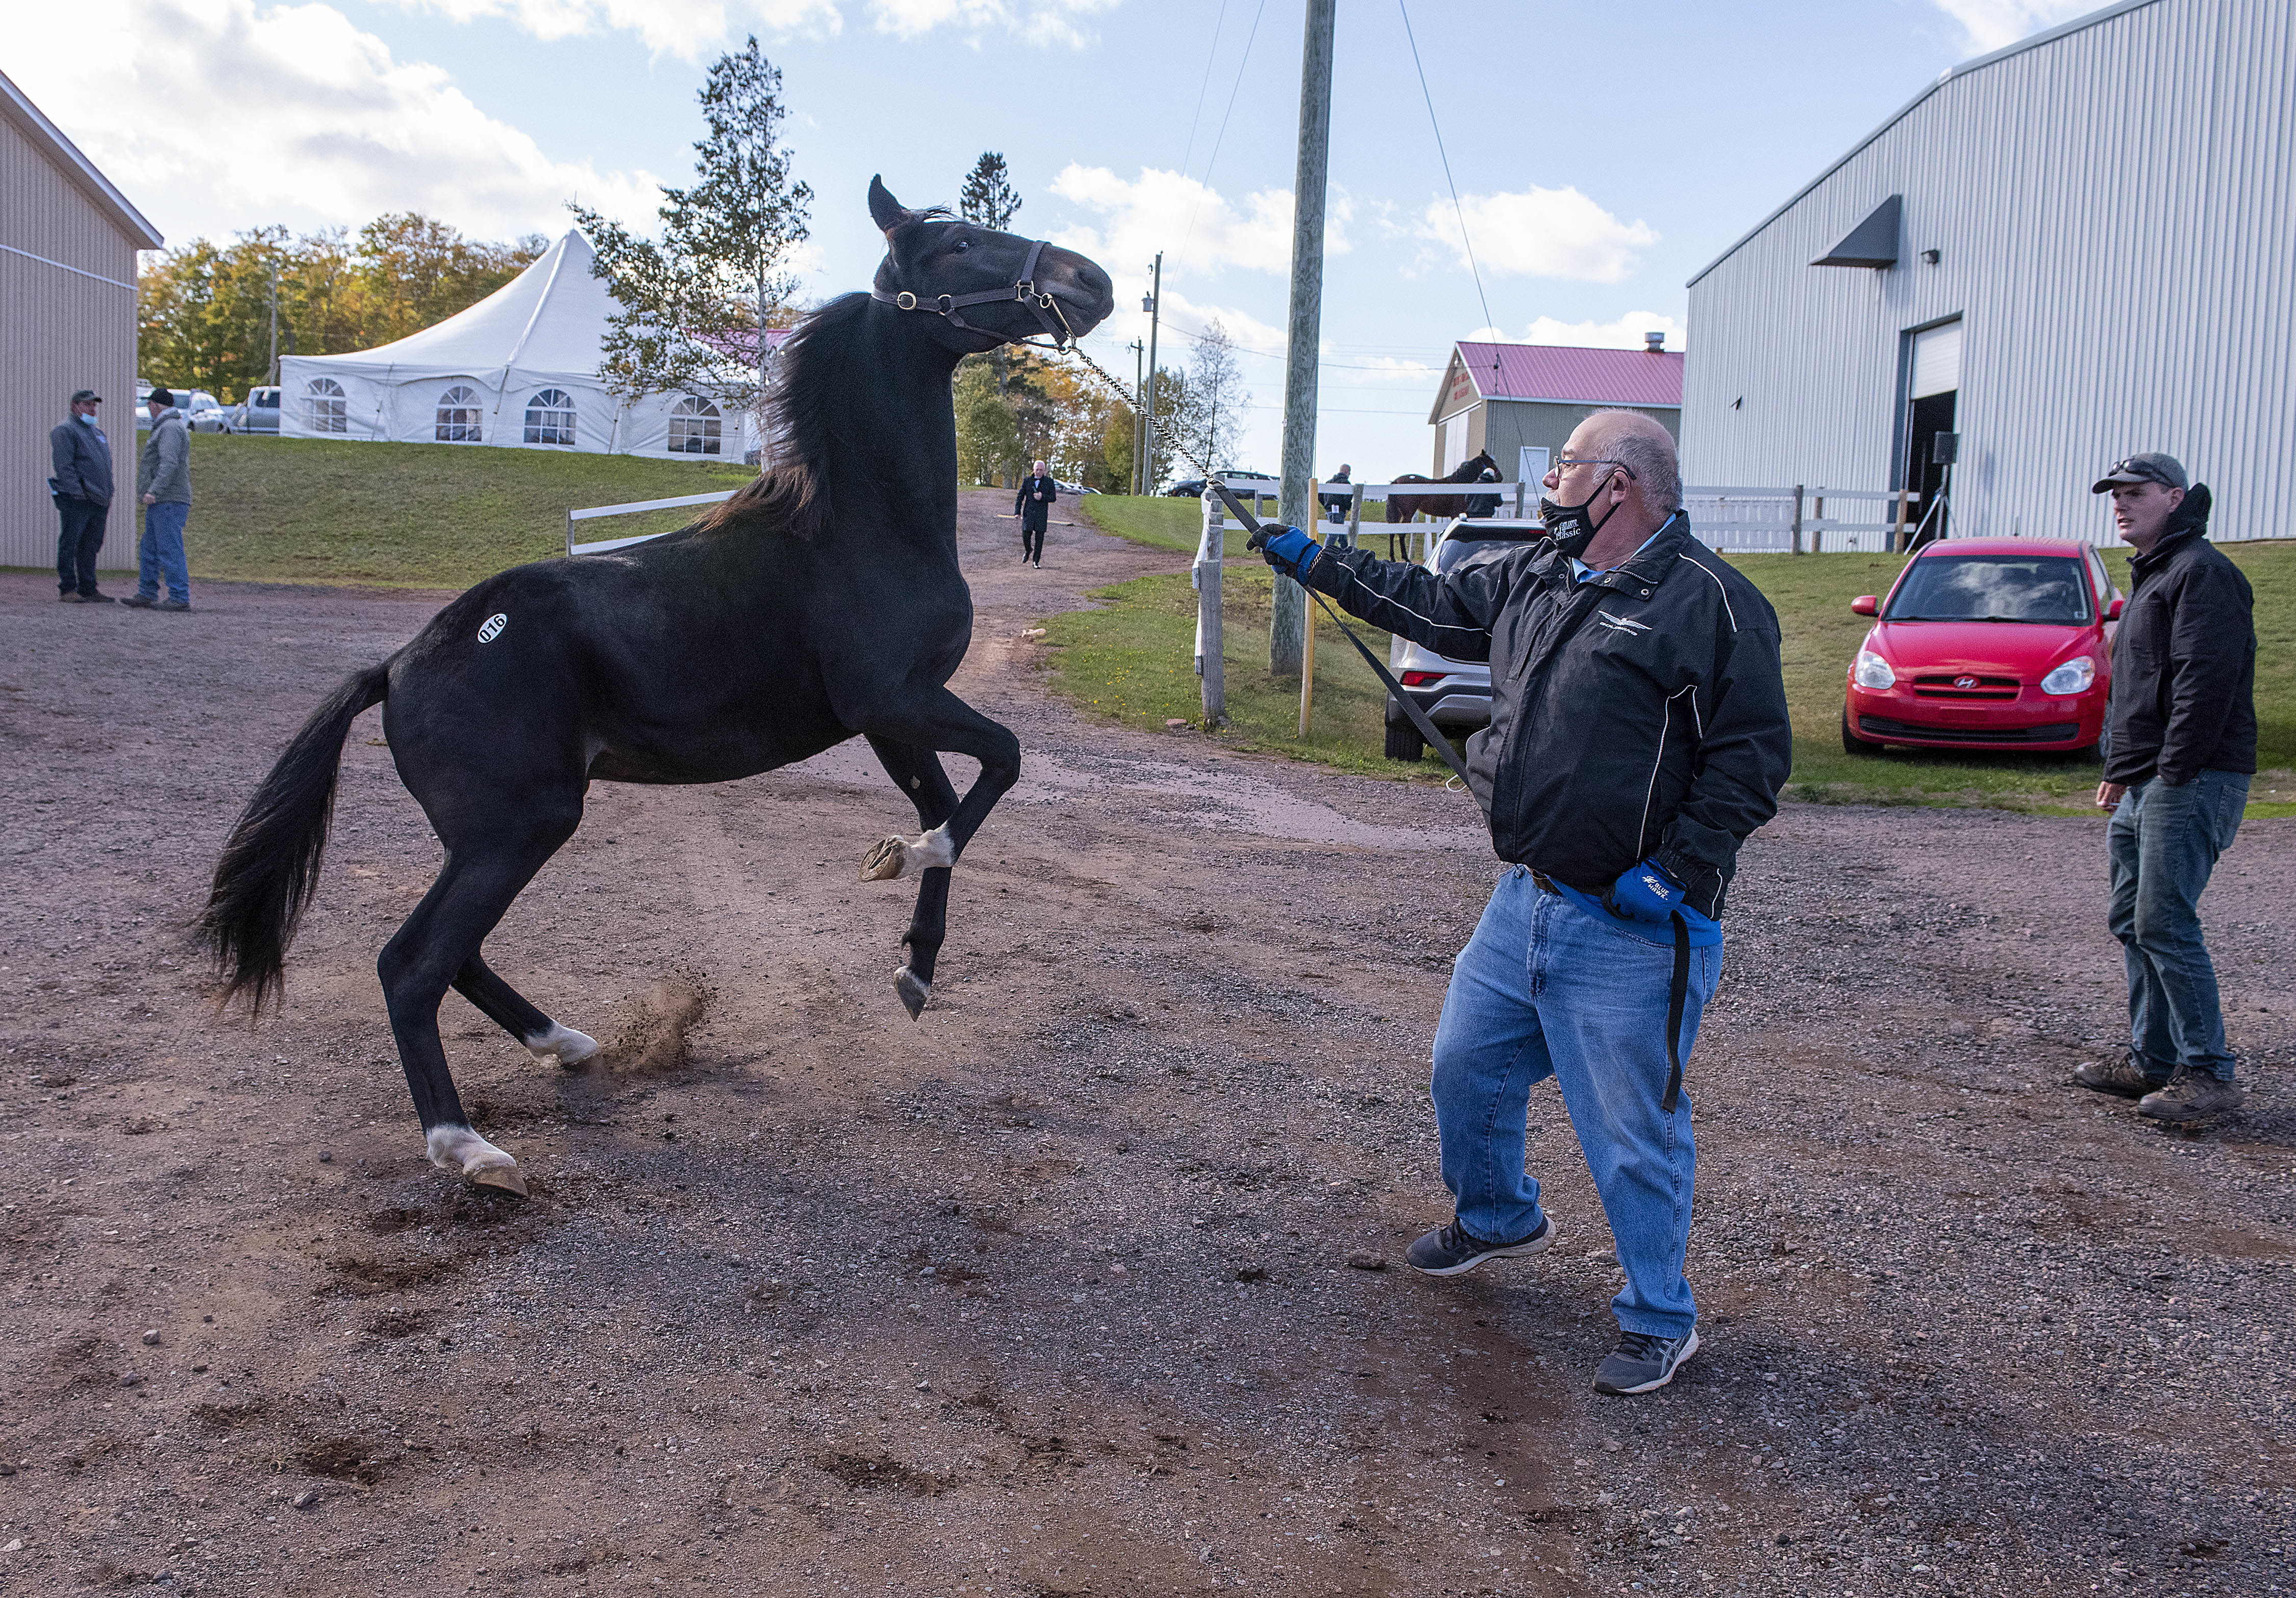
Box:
[1176,0,1232,184]
[1398,0,1495,339]
[1177,0,1269,269]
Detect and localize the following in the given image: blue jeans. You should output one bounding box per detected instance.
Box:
[138,501,191,603]
[2107,770,2248,1081]
[1431,867,1720,1338]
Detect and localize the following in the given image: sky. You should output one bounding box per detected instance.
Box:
[9,0,2098,476]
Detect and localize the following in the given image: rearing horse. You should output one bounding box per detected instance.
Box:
[198,179,1114,1195]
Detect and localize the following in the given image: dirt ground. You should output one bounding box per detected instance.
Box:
[3,493,2291,1597]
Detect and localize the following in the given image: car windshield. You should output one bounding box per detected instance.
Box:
[1885,554,2092,623]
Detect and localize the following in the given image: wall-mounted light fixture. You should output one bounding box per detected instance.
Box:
[1919,249,1941,265]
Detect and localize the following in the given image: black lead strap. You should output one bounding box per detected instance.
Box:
[1664,911,1689,1114]
[1208,481,1474,789]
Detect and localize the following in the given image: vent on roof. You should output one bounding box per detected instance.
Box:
[1812,194,1902,269]
[1643,331,1665,352]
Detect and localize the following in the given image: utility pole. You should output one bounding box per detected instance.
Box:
[266,260,280,387]
[1141,253,1163,494]
[1128,338,1145,495]
[1271,0,1335,675]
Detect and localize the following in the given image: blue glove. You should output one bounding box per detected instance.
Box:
[1253,524,1323,581]
[1603,857,1688,924]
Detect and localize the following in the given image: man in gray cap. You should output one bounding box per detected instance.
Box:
[2074,452,2256,1122]
[128,387,194,611]
[49,389,116,602]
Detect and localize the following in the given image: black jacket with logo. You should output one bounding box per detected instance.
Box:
[1302,513,1792,918]
[1014,476,1058,530]
[2102,486,2256,785]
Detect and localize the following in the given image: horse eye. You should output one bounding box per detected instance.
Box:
[953,238,970,252]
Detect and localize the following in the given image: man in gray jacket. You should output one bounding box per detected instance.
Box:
[49,389,116,603]
[127,388,193,611]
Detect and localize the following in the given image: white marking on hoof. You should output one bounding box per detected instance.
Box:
[860,823,956,881]
[524,1022,599,1067]
[426,1124,526,1195]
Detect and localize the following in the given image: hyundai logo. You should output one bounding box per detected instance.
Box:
[1953,675,1979,690]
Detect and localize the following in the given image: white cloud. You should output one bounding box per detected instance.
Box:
[868,0,1120,47]
[1471,311,1687,353]
[1928,0,2094,53]
[378,0,1111,55]
[10,0,661,240]
[1046,162,1351,281]
[1417,187,1656,283]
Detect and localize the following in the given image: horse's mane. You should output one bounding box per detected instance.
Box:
[695,291,870,540]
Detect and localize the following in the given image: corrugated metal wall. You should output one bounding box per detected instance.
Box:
[1682,0,2295,545]
[1,115,144,575]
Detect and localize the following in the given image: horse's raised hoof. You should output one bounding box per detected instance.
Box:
[860,837,906,881]
[524,1023,600,1070]
[426,1125,527,1199]
[861,824,956,882]
[894,967,931,1020]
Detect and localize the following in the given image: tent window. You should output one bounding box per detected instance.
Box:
[305,378,347,435]
[669,396,721,456]
[525,389,576,447]
[436,385,484,442]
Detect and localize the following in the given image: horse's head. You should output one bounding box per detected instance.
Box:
[868,176,1114,353]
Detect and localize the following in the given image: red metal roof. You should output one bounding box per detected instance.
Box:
[1438,341,1684,419]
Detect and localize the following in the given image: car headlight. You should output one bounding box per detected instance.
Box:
[2041,656,2095,696]
[1853,650,1895,691]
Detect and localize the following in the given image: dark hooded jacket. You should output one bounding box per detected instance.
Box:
[1301,512,1792,919]
[2102,485,2257,785]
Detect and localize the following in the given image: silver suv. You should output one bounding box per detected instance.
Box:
[1383,519,1544,763]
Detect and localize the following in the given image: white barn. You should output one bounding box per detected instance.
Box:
[281,230,773,460]
[1681,0,2294,544]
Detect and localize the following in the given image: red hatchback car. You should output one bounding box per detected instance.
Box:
[1842,537,2123,755]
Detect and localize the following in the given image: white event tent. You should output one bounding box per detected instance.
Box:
[280,230,759,460]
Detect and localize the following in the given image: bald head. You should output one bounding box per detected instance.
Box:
[1544,408,1681,568]
[1580,410,1680,511]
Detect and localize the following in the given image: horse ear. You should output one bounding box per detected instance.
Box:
[868,176,909,236]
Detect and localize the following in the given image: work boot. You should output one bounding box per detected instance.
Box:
[1593,1327,1700,1396]
[2137,1070,2242,1123]
[1404,1213,1553,1277]
[155,598,191,612]
[2073,1054,2169,1099]
[121,593,158,609]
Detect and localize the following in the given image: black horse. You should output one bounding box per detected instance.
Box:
[1383,450,1501,524]
[198,179,1114,1195]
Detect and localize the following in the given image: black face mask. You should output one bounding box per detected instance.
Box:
[1537,470,1623,561]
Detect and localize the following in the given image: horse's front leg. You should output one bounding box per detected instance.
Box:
[848,691,1021,1018]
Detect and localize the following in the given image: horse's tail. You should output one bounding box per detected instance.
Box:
[198,661,390,1018]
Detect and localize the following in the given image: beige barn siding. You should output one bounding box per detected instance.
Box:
[1682,0,2296,543]
[1,111,145,573]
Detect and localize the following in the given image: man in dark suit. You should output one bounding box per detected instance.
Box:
[50,389,117,603]
[1015,460,1057,568]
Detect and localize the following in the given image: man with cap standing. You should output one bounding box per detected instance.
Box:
[2074,453,2256,1122]
[127,388,194,611]
[49,390,116,603]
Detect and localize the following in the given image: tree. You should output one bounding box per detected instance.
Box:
[572,36,812,410]
[954,357,1022,486]
[959,152,1022,231]
[1184,319,1248,473]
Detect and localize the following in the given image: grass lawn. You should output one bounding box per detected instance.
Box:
[1064,497,2295,815]
[166,433,755,589]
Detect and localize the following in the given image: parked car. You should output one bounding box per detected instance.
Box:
[1842,537,2121,756]
[184,392,232,432]
[1382,518,1544,762]
[232,386,283,434]
[1051,479,1101,496]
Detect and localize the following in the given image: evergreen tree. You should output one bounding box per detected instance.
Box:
[958,152,1022,231]
[573,36,813,407]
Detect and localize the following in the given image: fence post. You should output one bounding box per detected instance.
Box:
[1197,491,1225,728]
[1791,485,1805,555]
[566,508,575,559]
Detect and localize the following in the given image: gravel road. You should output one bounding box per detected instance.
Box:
[1,491,2289,1596]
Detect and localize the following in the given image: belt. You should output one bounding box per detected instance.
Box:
[1528,869,1559,895]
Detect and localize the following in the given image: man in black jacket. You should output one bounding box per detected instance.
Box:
[2074,453,2256,1122]
[49,389,117,603]
[1015,460,1056,568]
[1254,411,1791,1395]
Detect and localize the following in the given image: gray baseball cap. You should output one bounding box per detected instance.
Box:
[2091,452,2187,494]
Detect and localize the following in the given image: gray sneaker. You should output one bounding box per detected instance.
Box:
[1594,1327,1700,1395]
[2138,1071,2242,1123]
[2074,1054,2170,1099]
[1404,1213,1554,1277]
[155,598,191,612]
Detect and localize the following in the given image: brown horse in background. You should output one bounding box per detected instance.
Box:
[1384,450,1502,523]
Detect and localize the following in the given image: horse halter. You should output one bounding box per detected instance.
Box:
[871,234,1080,348]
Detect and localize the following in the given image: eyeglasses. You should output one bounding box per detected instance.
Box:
[1551,456,1637,478]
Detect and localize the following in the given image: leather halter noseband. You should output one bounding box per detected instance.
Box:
[870,235,1079,347]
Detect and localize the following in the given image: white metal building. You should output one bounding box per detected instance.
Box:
[1681,0,2294,545]
[1,67,162,573]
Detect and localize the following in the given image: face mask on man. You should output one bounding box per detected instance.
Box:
[78,412,97,426]
[1538,466,1625,561]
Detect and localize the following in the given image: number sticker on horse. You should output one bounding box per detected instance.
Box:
[477,613,508,644]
